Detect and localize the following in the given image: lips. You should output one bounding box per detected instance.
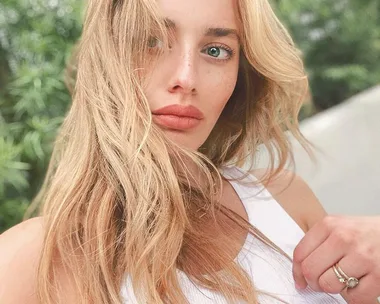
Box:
[152,105,204,119]
[152,104,204,130]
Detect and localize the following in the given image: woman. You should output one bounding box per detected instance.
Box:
[0,0,371,303]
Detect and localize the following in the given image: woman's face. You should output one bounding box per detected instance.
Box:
[144,0,240,150]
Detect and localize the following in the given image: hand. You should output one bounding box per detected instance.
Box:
[292,215,380,303]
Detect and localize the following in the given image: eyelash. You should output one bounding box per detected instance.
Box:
[201,43,235,62]
[147,38,235,62]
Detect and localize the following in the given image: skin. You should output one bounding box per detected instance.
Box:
[144,0,240,150]
[293,215,380,303]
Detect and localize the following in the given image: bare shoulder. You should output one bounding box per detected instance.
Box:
[0,217,44,304]
[252,169,327,232]
[0,217,80,303]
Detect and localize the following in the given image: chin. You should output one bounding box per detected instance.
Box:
[163,129,203,151]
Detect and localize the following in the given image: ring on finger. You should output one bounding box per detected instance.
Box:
[332,263,360,289]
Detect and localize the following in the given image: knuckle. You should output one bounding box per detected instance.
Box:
[322,215,336,229]
[355,245,375,265]
[331,229,353,248]
[322,215,342,229]
[293,249,303,263]
[301,262,314,281]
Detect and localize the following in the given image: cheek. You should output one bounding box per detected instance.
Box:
[203,69,238,117]
[141,68,160,101]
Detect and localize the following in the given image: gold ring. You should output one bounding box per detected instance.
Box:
[333,263,359,289]
[333,264,347,284]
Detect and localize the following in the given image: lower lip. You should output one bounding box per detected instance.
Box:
[152,114,201,130]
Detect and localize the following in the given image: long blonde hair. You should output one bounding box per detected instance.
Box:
[26,0,311,303]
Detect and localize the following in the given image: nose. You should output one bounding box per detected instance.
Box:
[168,49,197,95]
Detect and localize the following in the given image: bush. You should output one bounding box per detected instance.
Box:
[274,0,380,110]
[0,0,82,232]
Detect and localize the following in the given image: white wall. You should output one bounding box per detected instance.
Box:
[288,85,380,215]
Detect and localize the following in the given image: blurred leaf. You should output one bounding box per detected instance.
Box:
[0,198,29,232]
[274,0,380,110]
[0,137,30,196]
[0,0,83,232]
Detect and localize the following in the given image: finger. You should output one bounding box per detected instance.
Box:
[318,266,347,295]
[293,261,308,290]
[293,217,335,288]
[318,254,368,294]
[294,216,336,263]
[300,237,345,292]
[345,274,380,304]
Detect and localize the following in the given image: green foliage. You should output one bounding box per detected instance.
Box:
[0,198,29,230]
[0,0,82,232]
[274,0,380,110]
[0,0,379,232]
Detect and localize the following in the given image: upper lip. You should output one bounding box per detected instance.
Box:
[152,104,204,120]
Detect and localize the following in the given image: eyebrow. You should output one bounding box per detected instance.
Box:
[164,18,176,29]
[163,18,239,41]
[204,28,239,41]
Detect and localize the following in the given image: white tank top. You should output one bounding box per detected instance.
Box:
[120,166,346,303]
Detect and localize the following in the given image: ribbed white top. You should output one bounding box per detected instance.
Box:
[120,166,346,303]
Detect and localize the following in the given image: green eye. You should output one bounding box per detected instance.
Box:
[203,46,232,61]
[208,47,221,57]
[148,36,166,48]
[148,37,160,48]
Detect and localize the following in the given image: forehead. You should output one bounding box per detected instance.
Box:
[157,0,238,30]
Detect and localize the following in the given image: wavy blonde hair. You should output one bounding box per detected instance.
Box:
[26,0,312,303]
